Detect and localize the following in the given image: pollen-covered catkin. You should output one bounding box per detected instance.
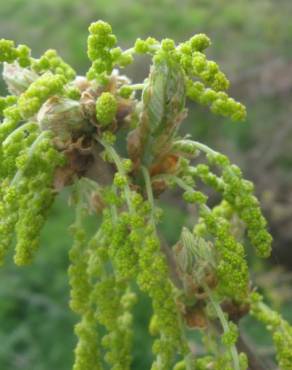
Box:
[13,132,65,265]
[18,72,66,118]
[250,292,292,370]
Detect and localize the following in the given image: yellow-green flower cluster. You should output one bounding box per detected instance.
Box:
[174,352,248,370]
[95,92,118,127]
[190,163,225,193]
[0,39,31,66]
[171,174,249,301]
[13,132,65,265]
[214,352,248,370]
[197,206,249,301]
[220,163,272,258]
[131,32,245,122]
[178,36,228,91]
[2,121,39,179]
[0,106,22,144]
[93,277,134,369]
[87,20,133,83]
[31,49,76,81]
[250,292,292,370]
[0,64,69,266]
[67,184,140,370]
[193,356,214,370]
[134,37,159,54]
[0,126,61,264]
[18,72,66,118]
[89,211,136,370]
[151,32,246,121]
[109,216,139,279]
[68,204,103,370]
[0,182,18,264]
[186,79,246,121]
[138,232,186,369]
[68,223,92,315]
[0,95,17,117]
[174,140,272,259]
[221,321,239,346]
[0,39,18,63]
[96,141,187,369]
[73,313,102,370]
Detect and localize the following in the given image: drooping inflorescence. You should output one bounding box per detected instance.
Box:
[250,292,292,370]
[0,20,291,370]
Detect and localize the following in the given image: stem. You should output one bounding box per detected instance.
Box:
[98,138,134,214]
[123,43,160,56]
[173,139,218,157]
[141,166,155,225]
[204,284,241,370]
[172,176,193,193]
[129,83,144,90]
[158,174,214,217]
[122,47,135,55]
[110,185,118,224]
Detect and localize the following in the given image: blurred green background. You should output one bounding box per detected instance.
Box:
[1,0,292,369]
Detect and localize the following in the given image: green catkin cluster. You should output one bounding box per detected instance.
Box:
[68,182,139,370]
[205,155,271,258]
[173,140,272,258]
[89,209,136,370]
[138,231,186,369]
[0,95,17,116]
[132,32,245,122]
[1,121,39,177]
[74,313,101,370]
[176,352,247,370]
[69,220,92,315]
[13,132,65,265]
[68,202,102,370]
[87,20,133,83]
[199,207,249,301]
[100,142,186,369]
[0,105,22,144]
[186,79,246,121]
[174,211,247,370]
[0,39,31,66]
[220,164,272,258]
[31,49,76,81]
[18,72,66,118]
[95,92,118,126]
[0,127,64,265]
[0,123,38,260]
[250,292,292,370]
[0,19,290,370]
[172,177,249,302]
